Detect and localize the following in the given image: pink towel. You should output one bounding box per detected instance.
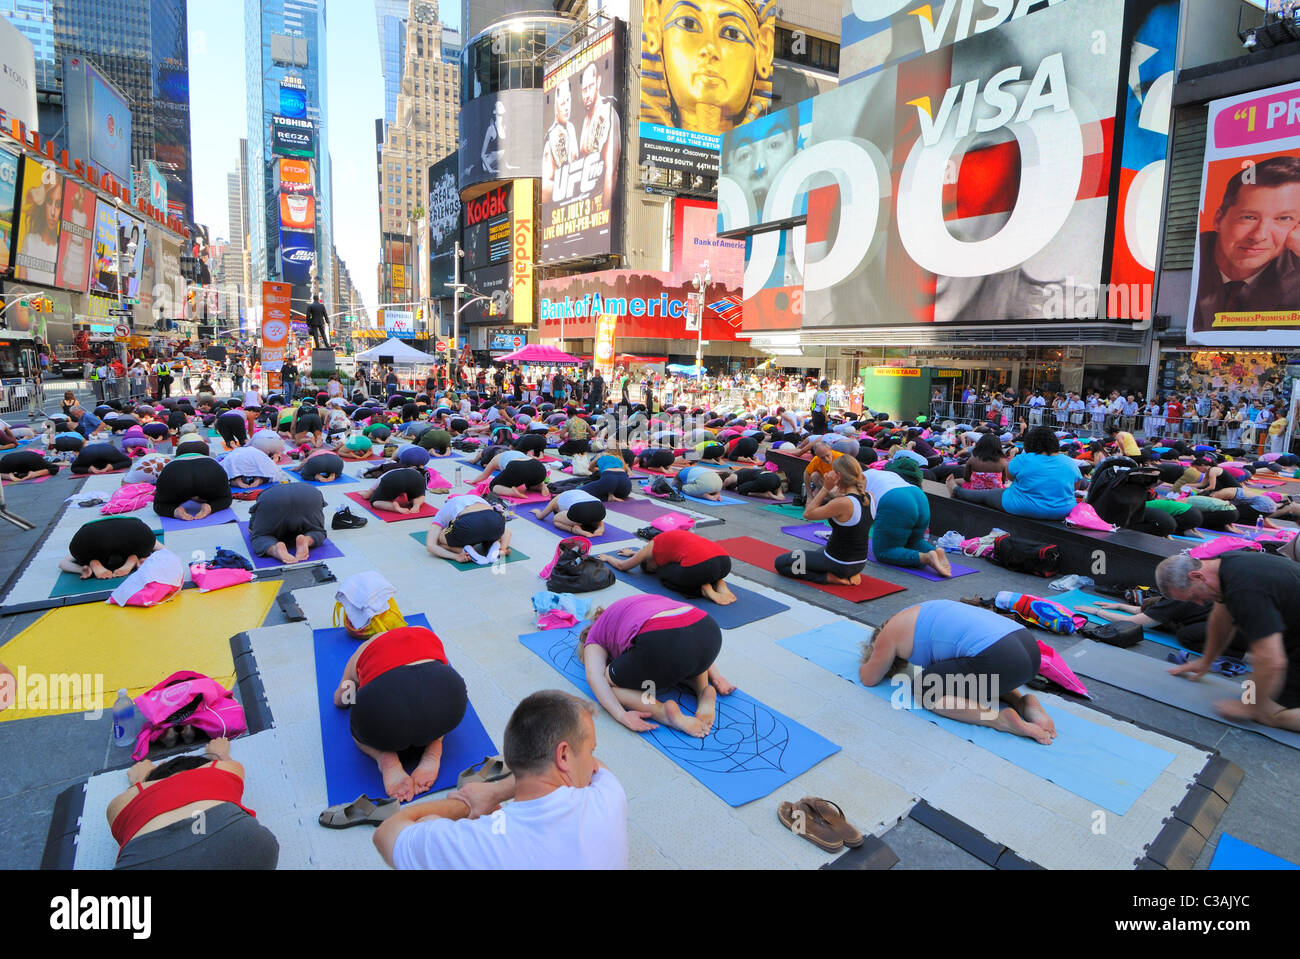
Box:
[537,610,579,630]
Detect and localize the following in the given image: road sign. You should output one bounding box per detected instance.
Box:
[109,308,133,317]
[435,340,447,353]
[114,324,130,337]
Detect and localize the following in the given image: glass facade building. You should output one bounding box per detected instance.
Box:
[50,0,195,227]
[375,0,405,128]
[245,0,333,314]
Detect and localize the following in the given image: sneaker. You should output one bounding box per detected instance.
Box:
[332,506,368,530]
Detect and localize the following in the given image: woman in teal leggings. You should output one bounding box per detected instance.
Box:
[864,464,952,577]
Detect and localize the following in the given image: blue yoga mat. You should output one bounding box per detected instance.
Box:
[608,566,789,629]
[1210,833,1300,870]
[313,613,499,805]
[513,503,635,546]
[520,624,840,806]
[776,622,1175,815]
[287,472,359,487]
[638,478,746,506]
[1048,588,1191,652]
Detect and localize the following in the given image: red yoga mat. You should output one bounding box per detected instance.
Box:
[713,536,906,603]
[344,490,438,523]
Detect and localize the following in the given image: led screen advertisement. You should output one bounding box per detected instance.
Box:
[720,0,1126,330]
[639,0,773,196]
[55,179,98,292]
[280,83,308,119]
[462,184,511,272]
[13,156,62,285]
[1187,78,1300,347]
[428,155,460,297]
[281,230,317,287]
[62,57,134,186]
[89,198,120,295]
[0,148,17,273]
[117,210,147,300]
[458,90,544,189]
[280,191,316,231]
[272,116,316,158]
[541,22,624,263]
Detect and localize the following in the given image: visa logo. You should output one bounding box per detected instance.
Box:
[910,52,1070,147]
[909,0,1065,54]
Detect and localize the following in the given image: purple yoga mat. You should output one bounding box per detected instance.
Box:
[158,505,238,531]
[514,504,635,546]
[237,522,344,568]
[779,523,979,580]
[605,499,686,522]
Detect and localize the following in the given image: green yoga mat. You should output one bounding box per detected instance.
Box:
[761,502,808,519]
[47,530,166,598]
[408,530,529,569]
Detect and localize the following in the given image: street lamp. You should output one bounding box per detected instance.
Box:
[692,260,711,379]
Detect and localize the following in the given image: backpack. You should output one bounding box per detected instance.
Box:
[989,535,1060,577]
[545,536,614,593]
[1005,593,1086,634]
[1076,620,1144,648]
[132,671,247,760]
[1085,456,1162,529]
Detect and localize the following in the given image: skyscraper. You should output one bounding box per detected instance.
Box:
[51,0,195,226]
[375,0,406,129]
[377,0,458,310]
[245,0,334,316]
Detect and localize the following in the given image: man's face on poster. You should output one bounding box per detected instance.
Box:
[1213,181,1300,281]
[658,0,762,129]
[728,119,794,214]
[556,77,572,124]
[581,64,599,114]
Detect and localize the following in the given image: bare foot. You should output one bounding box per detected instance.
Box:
[662,699,705,738]
[1016,694,1057,739]
[945,475,958,495]
[379,756,415,802]
[269,543,297,565]
[924,549,953,577]
[993,705,1053,745]
[532,508,546,518]
[410,757,441,794]
[702,582,737,605]
[826,572,862,586]
[694,686,718,737]
[294,535,313,562]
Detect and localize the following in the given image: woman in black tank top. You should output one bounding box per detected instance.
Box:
[775,457,872,585]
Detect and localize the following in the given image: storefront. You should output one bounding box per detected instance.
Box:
[1154,349,1299,403]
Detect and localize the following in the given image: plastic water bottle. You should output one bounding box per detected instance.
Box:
[454,466,463,490]
[111,689,139,749]
[1256,516,1265,539]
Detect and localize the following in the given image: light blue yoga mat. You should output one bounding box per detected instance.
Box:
[776,621,1176,815]
[287,471,359,487]
[608,566,789,629]
[520,624,840,807]
[1210,833,1300,870]
[313,613,498,805]
[1048,588,1191,652]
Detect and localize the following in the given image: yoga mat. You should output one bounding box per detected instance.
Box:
[604,499,690,523]
[738,491,795,504]
[520,624,840,807]
[224,479,293,494]
[777,524,979,580]
[608,566,790,629]
[287,472,358,487]
[777,622,1175,815]
[0,582,280,722]
[1048,588,1190,652]
[513,504,634,546]
[1061,641,1300,749]
[408,530,530,569]
[1245,476,1286,487]
[236,522,344,568]
[637,478,746,506]
[344,490,438,523]
[312,613,499,805]
[631,466,679,477]
[158,506,238,532]
[714,536,905,603]
[1,474,49,486]
[1210,834,1299,870]
[762,502,810,520]
[49,570,129,598]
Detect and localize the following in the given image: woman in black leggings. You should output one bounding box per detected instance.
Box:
[70,443,132,475]
[362,467,428,514]
[514,432,547,457]
[335,626,468,802]
[297,451,346,483]
[722,466,783,499]
[637,448,676,470]
[215,410,248,448]
[726,435,761,463]
[60,517,160,579]
[153,455,233,521]
[0,450,61,481]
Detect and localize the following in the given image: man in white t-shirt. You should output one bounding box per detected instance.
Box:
[375,690,628,869]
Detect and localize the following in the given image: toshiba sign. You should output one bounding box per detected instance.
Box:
[465,185,508,226]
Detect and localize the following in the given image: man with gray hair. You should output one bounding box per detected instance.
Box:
[1156,551,1300,731]
[374,690,627,869]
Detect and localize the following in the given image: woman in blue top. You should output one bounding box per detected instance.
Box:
[858,600,1056,744]
[581,451,633,501]
[947,426,1080,520]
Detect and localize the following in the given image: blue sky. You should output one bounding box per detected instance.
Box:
[188,1,461,317]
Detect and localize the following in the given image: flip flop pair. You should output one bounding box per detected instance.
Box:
[457,755,511,789]
[777,797,865,853]
[318,794,400,829]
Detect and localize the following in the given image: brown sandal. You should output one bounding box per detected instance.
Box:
[801,797,865,848]
[777,799,844,852]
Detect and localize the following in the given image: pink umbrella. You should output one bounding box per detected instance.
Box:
[497,343,581,363]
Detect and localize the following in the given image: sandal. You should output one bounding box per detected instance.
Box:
[457,755,511,789]
[777,799,844,852]
[318,794,400,829]
[800,797,865,848]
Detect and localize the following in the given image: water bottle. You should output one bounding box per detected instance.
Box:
[454,466,462,490]
[111,689,139,749]
[1256,516,1265,539]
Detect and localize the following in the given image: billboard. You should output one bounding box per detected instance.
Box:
[89,198,120,295]
[152,3,193,223]
[0,148,17,273]
[158,234,181,305]
[261,281,292,368]
[280,230,316,286]
[62,57,134,186]
[1187,78,1300,346]
[512,179,535,325]
[672,197,744,289]
[639,0,773,196]
[459,262,510,325]
[279,82,308,119]
[13,156,63,285]
[272,116,316,158]
[458,90,544,189]
[0,15,37,132]
[462,184,511,272]
[537,269,744,341]
[279,157,312,190]
[146,160,170,213]
[55,178,98,292]
[541,22,624,263]
[279,191,316,231]
[385,309,416,338]
[116,210,147,300]
[720,0,1126,330]
[428,155,459,297]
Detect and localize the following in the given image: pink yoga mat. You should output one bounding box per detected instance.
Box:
[344,491,438,523]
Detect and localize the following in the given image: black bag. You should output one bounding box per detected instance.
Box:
[1086,456,1162,529]
[651,477,684,502]
[546,537,614,593]
[989,535,1060,577]
[1077,620,1143,648]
